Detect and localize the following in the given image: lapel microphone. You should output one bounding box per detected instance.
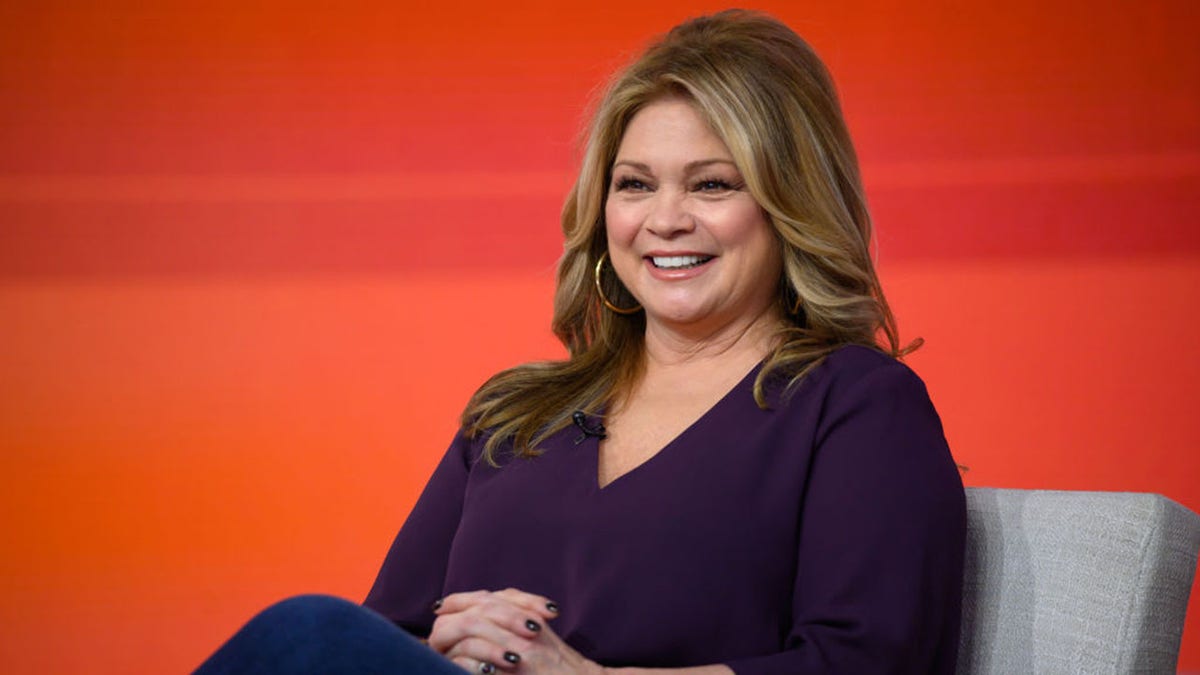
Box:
[572,411,608,444]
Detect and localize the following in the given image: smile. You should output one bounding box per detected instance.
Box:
[649,255,715,270]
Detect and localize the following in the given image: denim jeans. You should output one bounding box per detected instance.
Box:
[194,594,463,674]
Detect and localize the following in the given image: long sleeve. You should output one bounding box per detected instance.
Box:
[359,348,963,669]
[362,432,473,637]
[725,360,966,674]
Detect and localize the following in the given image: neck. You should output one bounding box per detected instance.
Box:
[640,303,784,373]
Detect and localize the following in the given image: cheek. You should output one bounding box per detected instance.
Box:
[731,212,782,278]
[756,225,783,269]
[603,200,639,245]
[718,204,774,248]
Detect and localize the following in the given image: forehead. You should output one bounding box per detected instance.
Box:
[614,97,734,164]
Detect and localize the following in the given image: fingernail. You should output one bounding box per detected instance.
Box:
[546,601,560,613]
[480,663,495,674]
[503,651,520,664]
[430,599,442,611]
[525,619,541,632]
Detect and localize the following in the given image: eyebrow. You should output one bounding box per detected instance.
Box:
[611,158,738,173]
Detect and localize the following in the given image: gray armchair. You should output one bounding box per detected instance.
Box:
[958,488,1200,673]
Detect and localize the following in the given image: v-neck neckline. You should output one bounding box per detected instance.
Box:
[591,360,763,493]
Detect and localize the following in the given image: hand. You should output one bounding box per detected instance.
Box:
[429,588,605,675]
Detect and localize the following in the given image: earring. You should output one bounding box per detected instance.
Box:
[594,251,641,315]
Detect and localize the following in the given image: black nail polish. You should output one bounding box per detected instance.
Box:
[503,651,520,664]
[480,663,495,674]
[525,619,541,632]
[546,601,559,613]
[430,599,442,611]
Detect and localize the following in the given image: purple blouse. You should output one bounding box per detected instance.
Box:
[364,345,966,674]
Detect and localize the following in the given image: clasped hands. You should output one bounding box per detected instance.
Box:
[429,588,606,675]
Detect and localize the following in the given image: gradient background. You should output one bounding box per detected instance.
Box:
[2,1,1198,672]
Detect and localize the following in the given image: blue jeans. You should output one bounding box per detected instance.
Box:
[194,594,464,674]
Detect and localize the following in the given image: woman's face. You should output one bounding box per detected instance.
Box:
[604,97,782,337]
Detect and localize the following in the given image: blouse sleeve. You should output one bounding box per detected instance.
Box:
[725,361,966,675]
[362,432,473,637]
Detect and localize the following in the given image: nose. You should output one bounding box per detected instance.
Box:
[645,191,695,238]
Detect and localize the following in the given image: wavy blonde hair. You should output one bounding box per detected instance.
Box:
[463,9,916,462]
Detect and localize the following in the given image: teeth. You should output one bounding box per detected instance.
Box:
[651,255,712,269]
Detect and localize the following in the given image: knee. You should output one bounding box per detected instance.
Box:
[198,595,428,675]
[248,594,372,637]
[254,594,359,620]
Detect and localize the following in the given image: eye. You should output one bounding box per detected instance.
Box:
[614,177,651,192]
[694,178,741,192]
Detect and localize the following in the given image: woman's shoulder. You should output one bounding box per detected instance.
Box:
[802,343,927,395]
[761,343,938,431]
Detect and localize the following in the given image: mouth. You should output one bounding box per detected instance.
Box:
[647,254,715,270]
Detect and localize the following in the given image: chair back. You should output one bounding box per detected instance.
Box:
[958,488,1200,673]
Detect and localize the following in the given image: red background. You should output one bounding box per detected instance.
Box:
[1,1,1198,672]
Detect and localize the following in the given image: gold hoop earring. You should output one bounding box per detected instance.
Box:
[594,251,641,315]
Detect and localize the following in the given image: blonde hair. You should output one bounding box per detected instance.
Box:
[463,9,916,462]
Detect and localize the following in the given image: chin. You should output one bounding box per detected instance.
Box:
[646,304,713,327]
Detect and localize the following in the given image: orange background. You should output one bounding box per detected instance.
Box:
[2,1,1198,672]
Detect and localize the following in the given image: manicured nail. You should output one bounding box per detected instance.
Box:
[503,651,520,664]
[525,619,541,632]
[545,601,559,613]
[430,599,442,611]
[479,663,495,674]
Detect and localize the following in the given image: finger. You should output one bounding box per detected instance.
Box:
[428,611,534,655]
[434,594,547,640]
[492,587,561,619]
[471,595,549,639]
[433,590,492,614]
[435,588,559,620]
[449,656,496,674]
[445,637,523,673]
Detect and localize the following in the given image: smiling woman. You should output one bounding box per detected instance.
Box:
[605,98,783,339]
[195,9,965,675]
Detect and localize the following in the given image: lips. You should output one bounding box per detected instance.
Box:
[648,254,715,270]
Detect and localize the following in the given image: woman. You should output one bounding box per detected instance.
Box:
[197,9,964,675]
